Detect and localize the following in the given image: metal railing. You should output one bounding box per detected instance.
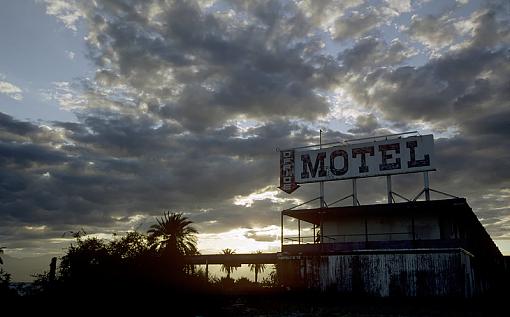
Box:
[283,232,413,245]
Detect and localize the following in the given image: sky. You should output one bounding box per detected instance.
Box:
[0,0,509,280]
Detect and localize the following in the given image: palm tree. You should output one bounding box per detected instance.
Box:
[147,212,198,256]
[249,251,266,283]
[220,248,237,279]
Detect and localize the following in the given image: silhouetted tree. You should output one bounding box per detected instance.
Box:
[33,215,205,299]
[0,268,11,293]
[108,231,150,260]
[268,264,280,286]
[49,257,57,282]
[147,212,198,256]
[59,237,110,284]
[220,248,237,279]
[0,247,13,297]
[249,251,266,283]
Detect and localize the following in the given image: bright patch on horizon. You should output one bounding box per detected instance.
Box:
[197,226,299,254]
[24,225,47,231]
[234,186,302,208]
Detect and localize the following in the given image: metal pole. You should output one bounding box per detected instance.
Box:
[319,129,325,208]
[281,211,284,249]
[278,131,418,152]
[352,178,357,206]
[205,260,209,281]
[298,219,301,244]
[320,217,324,244]
[365,218,368,243]
[411,216,415,241]
[320,183,324,208]
[424,171,430,201]
[386,175,393,204]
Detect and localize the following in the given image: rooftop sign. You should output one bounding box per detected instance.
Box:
[279,134,435,194]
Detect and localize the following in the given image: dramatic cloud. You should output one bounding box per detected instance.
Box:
[407,14,459,48]
[339,37,415,72]
[332,7,390,41]
[1,0,509,262]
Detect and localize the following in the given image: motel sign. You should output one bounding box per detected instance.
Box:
[279,135,435,194]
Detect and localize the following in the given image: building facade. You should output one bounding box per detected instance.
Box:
[279,198,504,297]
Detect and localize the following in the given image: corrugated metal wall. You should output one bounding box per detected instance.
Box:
[281,250,476,297]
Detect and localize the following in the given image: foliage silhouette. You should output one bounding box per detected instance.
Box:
[147,212,198,256]
[13,212,285,309]
[0,247,16,298]
[0,246,4,264]
[220,248,238,279]
[249,251,266,283]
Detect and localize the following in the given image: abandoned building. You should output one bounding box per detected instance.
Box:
[279,197,505,297]
[186,134,506,297]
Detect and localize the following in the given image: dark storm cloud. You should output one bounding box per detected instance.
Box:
[334,3,510,236]
[407,14,458,48]
[348,113,380,134]
[332,7,387,41]
[342,5,509,126]
[468,8,510,49]
[345,47,509,127]
[0,111,322,240]
[339,37,414,72]
[0,142,67,167]
[77,0,335,131]
[2,0,510,259]
[0,112,39,137]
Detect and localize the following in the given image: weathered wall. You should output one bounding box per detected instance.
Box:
[366,215,413,241]
[280,250,475,298]
[323,216,366,242]
[414,215,441,240]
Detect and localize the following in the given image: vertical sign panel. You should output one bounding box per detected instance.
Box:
[279,149,299,194]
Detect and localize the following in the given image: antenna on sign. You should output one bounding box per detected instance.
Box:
[319,129,325,209]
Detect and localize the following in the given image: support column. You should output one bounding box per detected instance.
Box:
[411,216,415,241]
[205,260,209,281]
[352,178,358,206]
[281,211,284,249]
[386,175,393,204]
[424,171,430,201]
[365,218,368,243]
[319,129,325,208]
[320,221,324,244]
[298,219,301,244]
[320,182,325,208]
[320,212,324,244]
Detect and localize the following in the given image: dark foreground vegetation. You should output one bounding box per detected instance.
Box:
[1,212,508,316]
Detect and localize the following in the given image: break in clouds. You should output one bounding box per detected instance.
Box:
[1,0,509,255]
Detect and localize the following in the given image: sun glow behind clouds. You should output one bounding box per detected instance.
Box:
[197,225,300,254]
[234,186,302,207]
[24,225,47,231]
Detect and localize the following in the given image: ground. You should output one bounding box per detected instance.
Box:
[212,293,507,317]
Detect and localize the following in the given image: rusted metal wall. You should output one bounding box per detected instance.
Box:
[281,249,476,297]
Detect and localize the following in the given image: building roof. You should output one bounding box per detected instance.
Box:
[282,198,502,258]
[284,198,469,225]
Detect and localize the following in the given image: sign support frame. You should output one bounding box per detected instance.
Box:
[387,175,393,204]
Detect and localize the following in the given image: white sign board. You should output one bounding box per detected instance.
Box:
[279,135,434,194]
